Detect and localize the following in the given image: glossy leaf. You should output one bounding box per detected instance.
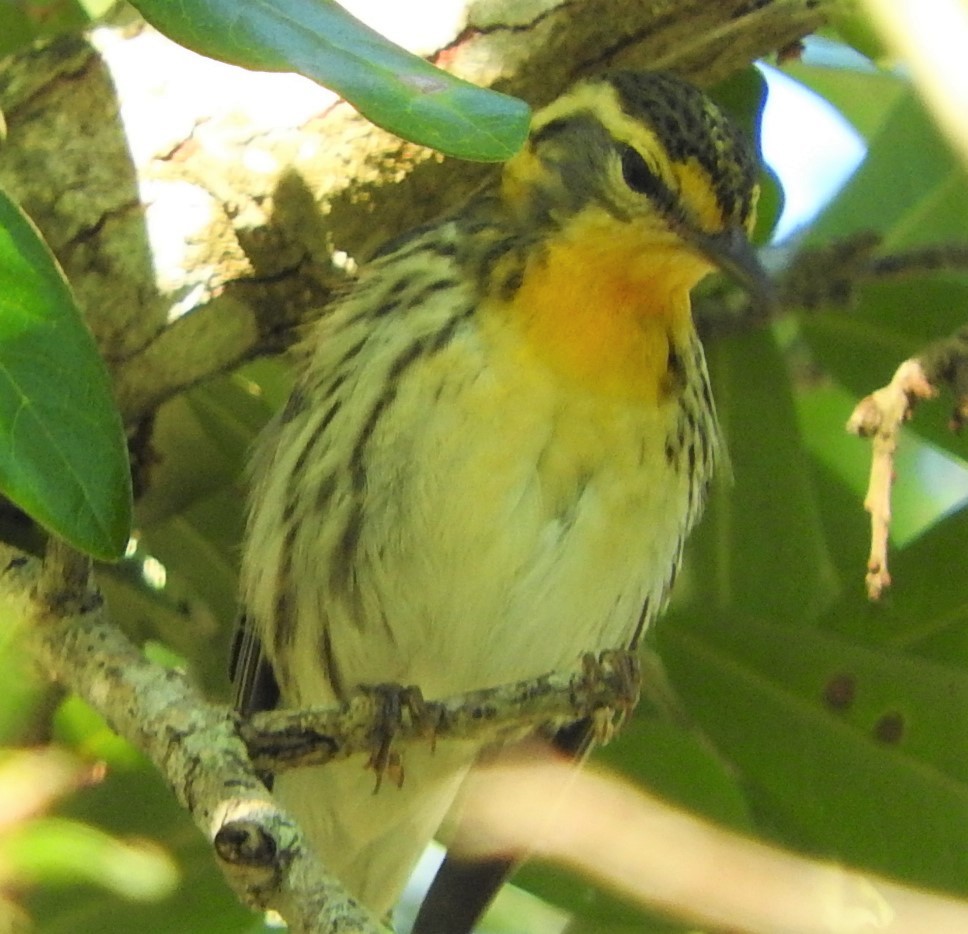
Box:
[0,189,131,559]
[128,0,530,161]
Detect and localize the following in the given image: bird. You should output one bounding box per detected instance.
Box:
[233,69,767,931]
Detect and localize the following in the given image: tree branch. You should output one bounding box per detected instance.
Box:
[696,233,968,334]
[5,541,384,933]
[6,536,638,930]
[241,651,638,773]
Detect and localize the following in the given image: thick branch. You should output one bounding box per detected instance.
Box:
[5,542,383,934]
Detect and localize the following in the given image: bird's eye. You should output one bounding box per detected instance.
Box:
[620,144,661,197]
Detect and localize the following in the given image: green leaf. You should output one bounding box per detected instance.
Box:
[131,375,270,691]
[52,695,144,769]
[660,613,968,895]
[27,765,255,933]
[783,59,904,142]
[817,505,968,659]
[128,0,530,161]
[795,382,968,546]
[797,83,968,463]
[0,1,95,56]
[511,713,753,933]
[0,189,131,559]
[598,714,752,833]
[826,6,890,64]
[3,817,177,899]
[808,86,968,247]
[686,328,839,621]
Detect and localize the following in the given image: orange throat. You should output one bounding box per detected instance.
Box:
[495,220,713,403]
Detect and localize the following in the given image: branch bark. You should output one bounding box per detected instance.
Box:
[8,540,384,933]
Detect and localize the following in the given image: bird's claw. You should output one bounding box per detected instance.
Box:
[581,649,642,744]
[359,683,427,792]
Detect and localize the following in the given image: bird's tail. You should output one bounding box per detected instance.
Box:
[274,742,477,919]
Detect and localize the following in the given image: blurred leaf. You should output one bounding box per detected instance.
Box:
[598,715,751,833]
[796,382,968,546]
[52,696,143,770]
[797,83,968,473]
[140,486,244,680]
[688,328,838,620]
[2,816,177,899]
[513,709,753,932]
[800,281,968,468]
[0,1,94,55]
[826,6,890,63]
[817,505,968,659]
[128,0,530,161]
[514,855,684,933]
[0,6,36,56]
[479,875,570,934]
[783,60,904,141]
[752,162,785,245]
[0,749,88,833]
[660,612,968,894]
[710,66,769,148]
[128,375,271,692]
[0,616,44,745]
[27,764,255,934]
[136,375,272,526]
[0,189,131,559]
[808,87,968,246]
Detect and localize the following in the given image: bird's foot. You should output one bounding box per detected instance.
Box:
[581,649,642,744]
[357,683,428,792]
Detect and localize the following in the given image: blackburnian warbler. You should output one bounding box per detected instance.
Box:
[234,69,766,929]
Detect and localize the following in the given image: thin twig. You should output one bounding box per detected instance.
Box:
[847,360,937,599]
[846,323,968,599]
[697,235,968,335]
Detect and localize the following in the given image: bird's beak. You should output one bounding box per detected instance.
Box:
[692,226,775,314]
